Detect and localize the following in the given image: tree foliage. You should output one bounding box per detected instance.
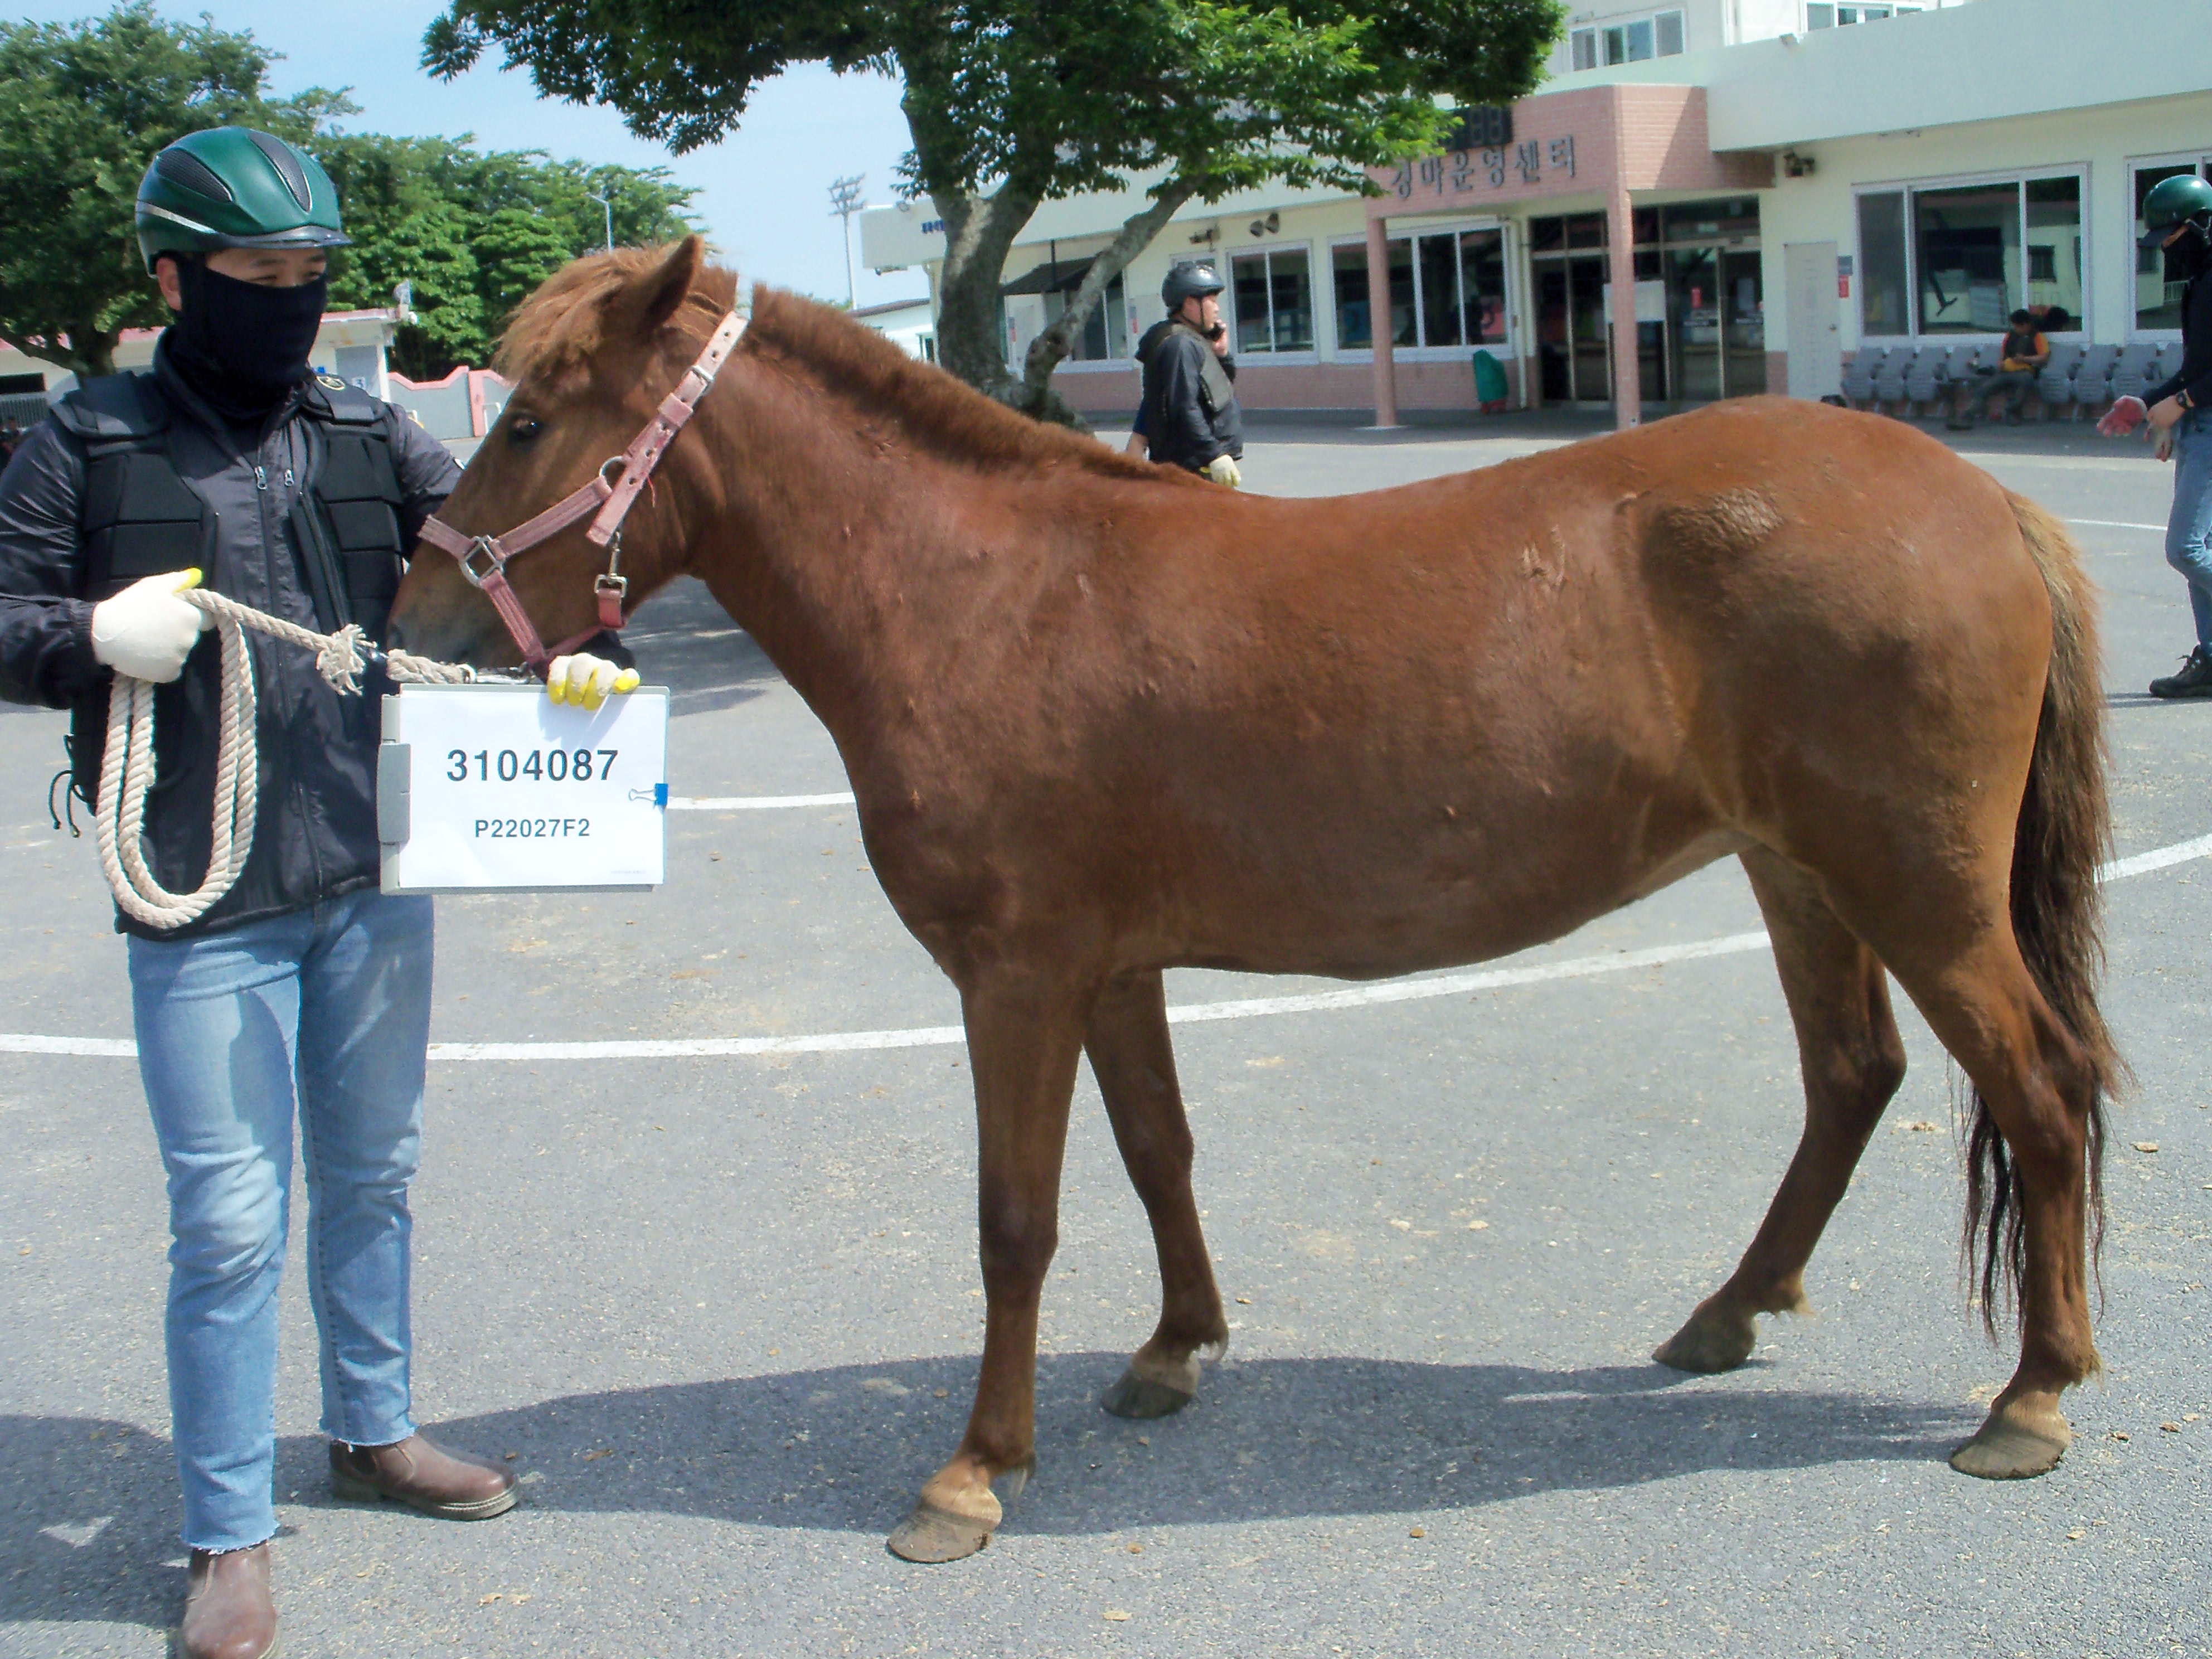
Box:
[313,135,700,377]
[0,3,700,384]
[426,1,1563,421]
[0,2,337,377]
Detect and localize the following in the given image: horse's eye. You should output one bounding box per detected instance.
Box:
[508,416,543,444]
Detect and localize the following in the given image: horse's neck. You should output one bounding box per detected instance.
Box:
[685,399,1062,748]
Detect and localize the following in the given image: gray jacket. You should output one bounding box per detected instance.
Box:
[0,342,460,938]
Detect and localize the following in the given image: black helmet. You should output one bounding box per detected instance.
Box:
[1162,260,1225,309]
[136,127,350,274]
[2138,173,2212,249]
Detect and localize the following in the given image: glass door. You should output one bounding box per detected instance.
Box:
[1721,248,1764,395]
[1669,246,1723,402]
[1537,264,1572,402]
[1570,257,1609,402]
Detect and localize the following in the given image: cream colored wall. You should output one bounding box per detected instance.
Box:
[1055,196,1374,373]
[1757,93,2212,355]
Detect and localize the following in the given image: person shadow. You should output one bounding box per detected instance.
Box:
[2,1352,1972,1634]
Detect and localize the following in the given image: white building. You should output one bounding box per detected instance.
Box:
[848,296,938,361]
[860,0,2209,428]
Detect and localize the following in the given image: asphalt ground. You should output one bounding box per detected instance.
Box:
[2,415,2208,1658]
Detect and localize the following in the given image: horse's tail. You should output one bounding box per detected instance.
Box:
[1967,492,2122,1331]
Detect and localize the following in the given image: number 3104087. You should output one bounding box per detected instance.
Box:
[447,748,618,784]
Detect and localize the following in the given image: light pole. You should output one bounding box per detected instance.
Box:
[828,173,865,308]
[586,191,614,253]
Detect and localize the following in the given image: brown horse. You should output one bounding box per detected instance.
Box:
[389,239,2118,1562]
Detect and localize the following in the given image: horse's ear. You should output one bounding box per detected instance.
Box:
[627,235,704,338]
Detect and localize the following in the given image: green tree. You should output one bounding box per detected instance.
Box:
[424,1,1563,424]
[0,2,343,377]
[313,130,700,376]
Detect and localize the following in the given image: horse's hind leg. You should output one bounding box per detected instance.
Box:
[1876,930,2101,1478]
[1085,969,1231,1418]
[1656,848,1908,1372]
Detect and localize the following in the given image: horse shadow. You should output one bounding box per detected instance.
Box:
[2,1352,1973,1631]
[624,575,777,717]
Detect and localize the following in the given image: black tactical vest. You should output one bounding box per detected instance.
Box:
[52,370,409,638]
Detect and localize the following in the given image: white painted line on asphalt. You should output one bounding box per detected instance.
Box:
[2068,518,2165,532]
[8,829,2209,1063]
[667,793,856,811]
[0,1034,135,1058]
[2101,831,2212,881]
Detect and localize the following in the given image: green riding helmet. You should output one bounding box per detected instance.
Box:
[2138,172,2212,249]
[135,127,350,274]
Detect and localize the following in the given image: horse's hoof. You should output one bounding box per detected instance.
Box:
[1950,1406,2069,1479]
[1102,1366,1196,1420]
[1652,1304,1758,1373]
[887,1502,995,1563]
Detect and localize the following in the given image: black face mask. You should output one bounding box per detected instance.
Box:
[163,259,327,419]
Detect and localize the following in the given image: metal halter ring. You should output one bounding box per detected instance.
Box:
[458,537,506,589]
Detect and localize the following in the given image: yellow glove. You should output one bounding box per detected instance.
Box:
[1204,454,1242,488]
[546,653,641,711]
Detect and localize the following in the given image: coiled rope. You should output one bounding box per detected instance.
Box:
[96,588,482,930]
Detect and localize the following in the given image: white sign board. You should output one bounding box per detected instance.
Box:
[379,683,668,892]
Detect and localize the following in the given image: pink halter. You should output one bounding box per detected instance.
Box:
[416,309,749,672]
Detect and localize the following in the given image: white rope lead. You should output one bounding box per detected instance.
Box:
[95,588,479,930]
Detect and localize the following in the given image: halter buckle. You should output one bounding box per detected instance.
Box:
[458,537,506,589]
[594,573,630,603]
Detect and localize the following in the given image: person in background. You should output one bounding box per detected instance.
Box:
[1124,311,1235,461]
[0,128,632,1658]
[2102,173,2212,697]
[1979,308,2049,425]
[1138,261,1243,484]
[0,416,23,468]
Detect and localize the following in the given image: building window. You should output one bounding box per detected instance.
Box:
[1855,172,2083,339]
[1044,273,1126,362]
[1230,248,1314,354]
[1569,9,1683,68]
[1807,3,1920,23]
[1332,229,1507,352]
[2136,158,2211,333]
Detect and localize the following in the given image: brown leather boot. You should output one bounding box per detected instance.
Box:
[175,1542,278,1659]
[329,1433,518,1520]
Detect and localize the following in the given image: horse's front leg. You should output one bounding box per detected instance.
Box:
[887,973,1085,1563]
[1087,969,1230,1418]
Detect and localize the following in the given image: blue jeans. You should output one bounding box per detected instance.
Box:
[128,890,434,1552]
[2169,406,2212,648]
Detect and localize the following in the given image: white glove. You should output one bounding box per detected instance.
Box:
[546,652,641,711]
[90,568,211,683]
[1204,454,1242,488]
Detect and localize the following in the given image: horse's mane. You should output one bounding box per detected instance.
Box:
[498,246,1186,486]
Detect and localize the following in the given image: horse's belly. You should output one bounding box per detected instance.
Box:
[1163,822,1750,982]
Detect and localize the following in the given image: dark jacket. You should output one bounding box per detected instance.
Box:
[0,342,460,939]
[2147,256,2212,411]
[1142,320,1243,472]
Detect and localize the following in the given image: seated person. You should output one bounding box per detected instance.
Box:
[1981,309,2050,424]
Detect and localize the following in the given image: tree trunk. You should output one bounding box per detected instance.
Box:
[1013,182,1194,426]
[77,328,119,380]
[0,326,106,383]
[926,182,1036,408]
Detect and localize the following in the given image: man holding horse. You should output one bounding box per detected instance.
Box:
[2101,172,2212,698]
[1142,260,1245,486]
[0,128,629,1658]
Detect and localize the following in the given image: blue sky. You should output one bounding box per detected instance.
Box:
[18,1,929,307]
